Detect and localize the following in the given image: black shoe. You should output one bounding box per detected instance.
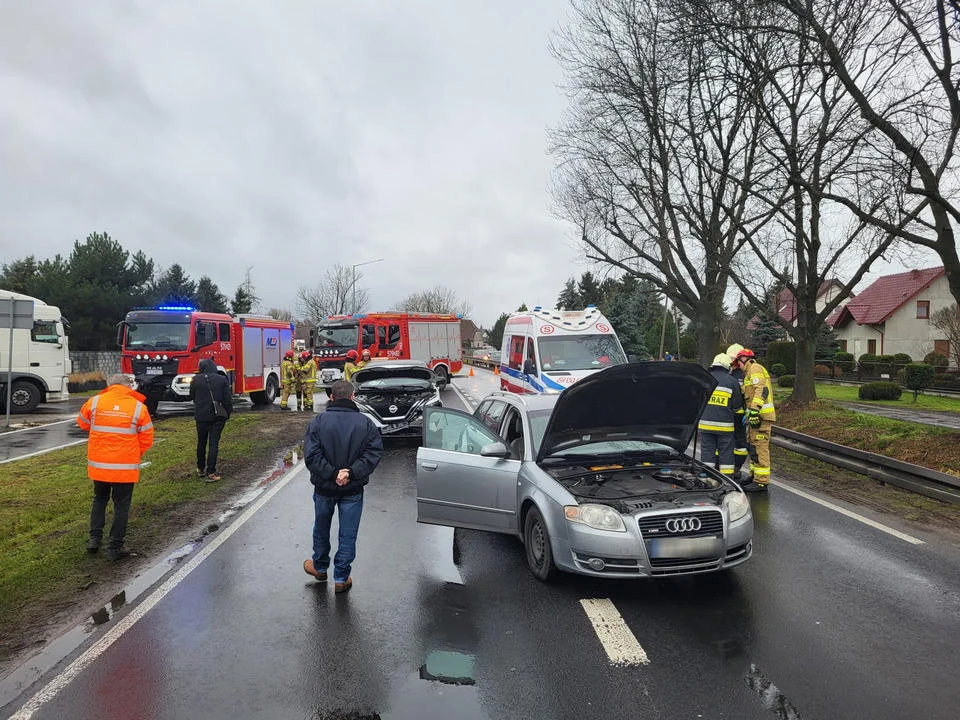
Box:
[743,482,768,493]
[86,538,101,554]
[108,547,134,561]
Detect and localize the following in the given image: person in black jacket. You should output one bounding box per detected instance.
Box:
[302,380,383,593]
[189,358,233,481]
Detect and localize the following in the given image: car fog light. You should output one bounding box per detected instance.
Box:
[587,557,605,571]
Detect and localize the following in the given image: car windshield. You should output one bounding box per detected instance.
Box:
[357,376,432,391]
[317,325,358,347]
[545,440,678,460]
[125,322,191,351]
[538,335,627,371]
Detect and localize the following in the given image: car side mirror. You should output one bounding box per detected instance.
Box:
[479,441,510,458]
[523,360,537,375]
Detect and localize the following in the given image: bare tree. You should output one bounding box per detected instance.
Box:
[766,0,960,305]
[694,0,900,401]
[551,0,769,365]
[396,285,472,317]
[931,304,960,367]
[266,307,295,323]
[296,264,369,326]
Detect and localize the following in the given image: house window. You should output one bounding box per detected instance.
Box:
[867,339,877,354]
[917,300,930,319]
[837,339,847,352]
[935,339,950,359]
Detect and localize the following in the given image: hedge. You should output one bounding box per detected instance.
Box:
[766,342,795,374]
[893,353,912,366]
[924,352,949,368]
[770,363,787,377]
[777,374,795,387]
[858,381,902,400]
[834,351,855,373]
[903,363,935,399]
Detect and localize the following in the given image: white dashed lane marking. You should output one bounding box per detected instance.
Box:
[580,598,650,666]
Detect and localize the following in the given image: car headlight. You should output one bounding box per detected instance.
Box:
[564,504,626,532]
[723,491,750,522]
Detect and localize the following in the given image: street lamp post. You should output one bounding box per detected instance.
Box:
[352,258,383,314]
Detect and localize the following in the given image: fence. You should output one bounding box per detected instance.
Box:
[70,351,121,377]
[787,358,960,391]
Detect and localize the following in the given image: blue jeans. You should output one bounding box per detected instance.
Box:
[312,492,364,583]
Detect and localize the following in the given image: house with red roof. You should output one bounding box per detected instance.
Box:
[746,279,846,339]
[828,267,953,361]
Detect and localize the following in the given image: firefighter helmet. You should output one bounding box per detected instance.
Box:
[346,350,359,361]
[299,350,312,361]
[361,348,371,358]
[725,343,744,359]
[735,348,755,363]
[711,353,732,370]
[284,350,295,359]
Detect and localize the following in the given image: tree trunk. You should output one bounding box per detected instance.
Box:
[694,299,723,367]
[791,336,818,404]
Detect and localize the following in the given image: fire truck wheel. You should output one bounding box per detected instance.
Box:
[434,365,449,390]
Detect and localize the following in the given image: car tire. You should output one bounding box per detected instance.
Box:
[8,380,41,413]
[524,507,557,582]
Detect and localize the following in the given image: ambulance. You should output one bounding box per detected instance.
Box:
[499,306,627,393]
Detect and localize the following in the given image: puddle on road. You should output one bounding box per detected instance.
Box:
[419,651,476,686]
[746,663,804,719]
[0,454,300,709]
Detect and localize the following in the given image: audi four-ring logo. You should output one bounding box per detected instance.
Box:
[665,517,702,533]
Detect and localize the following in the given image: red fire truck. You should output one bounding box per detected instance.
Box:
[310,312,463,389]
[118,305,294,414]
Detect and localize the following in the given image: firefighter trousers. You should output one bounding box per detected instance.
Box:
[700,432,735,475]
[733,418,750,474]
[280,382,296,409]
[748,421,773,485]
[302,381,316,411]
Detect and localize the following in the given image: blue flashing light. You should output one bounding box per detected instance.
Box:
[157,305,196,312]
[353,313,367,319]
[456,313,463,319]
[533,306,542,311]
[586,304,596,309]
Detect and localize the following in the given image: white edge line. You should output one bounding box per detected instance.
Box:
[448,379,475,412]
[0,440,87,465]
[771,479,925,545]
[579,598,649,666]
[9,461,308,720]
[0,419,75,436]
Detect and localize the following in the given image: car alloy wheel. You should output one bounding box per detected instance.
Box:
[524,507,557,582]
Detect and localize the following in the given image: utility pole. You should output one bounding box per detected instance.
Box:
[351,259,383,314]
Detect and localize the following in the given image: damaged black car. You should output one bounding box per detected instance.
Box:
[352,359,442,437]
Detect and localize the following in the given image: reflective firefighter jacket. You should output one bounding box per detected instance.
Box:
[281,359,298,385]
[742,359,776,422]
[77,385,154,483]
[698,367,744,433]
[343,361,359,382]
[298,358,317,383]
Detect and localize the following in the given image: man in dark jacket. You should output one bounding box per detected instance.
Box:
[697,353,744,478]
[303,379,383,593]
[188,358,233,481]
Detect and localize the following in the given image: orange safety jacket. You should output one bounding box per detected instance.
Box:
[77,385,154,483]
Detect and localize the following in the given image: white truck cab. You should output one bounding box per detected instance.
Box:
[0,290,72,413]
[499,306,627,394]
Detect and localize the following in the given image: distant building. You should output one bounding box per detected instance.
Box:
[460,318,479,348]
[827,267,953,362]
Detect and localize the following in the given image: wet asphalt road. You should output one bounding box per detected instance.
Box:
[3,377,960,719]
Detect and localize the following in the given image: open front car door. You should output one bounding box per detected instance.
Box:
[416,407,520,533]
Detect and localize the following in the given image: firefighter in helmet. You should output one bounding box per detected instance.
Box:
[280,350,298,411]
[725,343,751,479]
[698,353,743,477]
[731,346,776,492]
[358,348,372,369]
[343,350,360,382]
[297,350,317,412]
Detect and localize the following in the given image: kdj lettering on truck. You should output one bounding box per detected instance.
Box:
[499,306,627,394]
[117,305,293,415]
[0,289,72,413]
[310,312,463,390]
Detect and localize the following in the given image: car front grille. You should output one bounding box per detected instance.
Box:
[636,510,724,539]
[650,558,722,576]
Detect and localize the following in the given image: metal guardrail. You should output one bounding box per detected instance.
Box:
[771,425,960,505]
[462,357,498,371]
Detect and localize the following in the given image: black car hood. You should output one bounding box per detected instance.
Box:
[536,362,718,461]
[353,365,434,384]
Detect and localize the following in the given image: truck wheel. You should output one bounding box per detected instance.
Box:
[9,380,42,413]
[434,365,449,390]
[264,375,279,404]
[145,397,160,417]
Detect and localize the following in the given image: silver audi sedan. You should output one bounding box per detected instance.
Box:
[416,362,754,581]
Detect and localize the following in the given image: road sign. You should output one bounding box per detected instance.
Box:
[1,298,35,427]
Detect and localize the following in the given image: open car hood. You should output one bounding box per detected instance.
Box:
[536,362,718,461]
[353,364,435,385]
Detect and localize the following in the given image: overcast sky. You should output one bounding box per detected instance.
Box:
[0,0,588,328]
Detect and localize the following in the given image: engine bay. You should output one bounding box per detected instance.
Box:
[545,461,732,512]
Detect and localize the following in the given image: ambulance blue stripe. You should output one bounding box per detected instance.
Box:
[499,365,547,393]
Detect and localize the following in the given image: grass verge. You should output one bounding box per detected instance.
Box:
[0,411,312,662]
[776,382,960,413]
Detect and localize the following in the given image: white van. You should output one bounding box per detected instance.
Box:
[498,306,627,394]
[0,290,71,412]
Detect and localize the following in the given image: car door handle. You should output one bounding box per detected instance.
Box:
[421,462,438,471]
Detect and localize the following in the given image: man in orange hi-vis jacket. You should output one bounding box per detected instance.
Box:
[77,374,154,560]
